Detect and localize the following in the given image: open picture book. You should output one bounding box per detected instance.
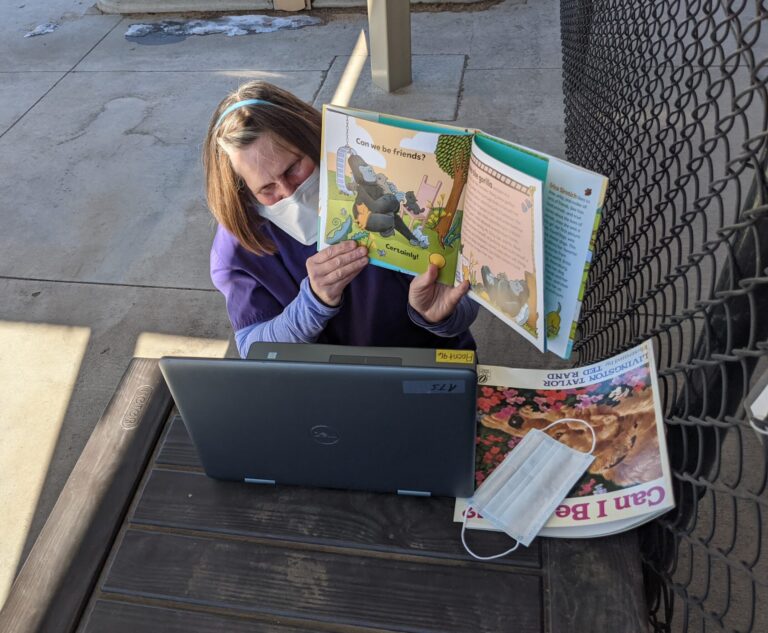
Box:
[454,341,675,539]
[318,105,608,359]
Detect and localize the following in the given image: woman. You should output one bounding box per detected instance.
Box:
[203,81,478,357]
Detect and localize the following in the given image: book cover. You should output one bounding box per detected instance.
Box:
[454,341,675,538]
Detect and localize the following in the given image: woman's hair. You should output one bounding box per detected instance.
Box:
[203,81,321,255]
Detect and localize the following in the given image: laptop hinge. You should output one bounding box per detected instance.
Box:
[244,477,276,485]
[397,489,431,497]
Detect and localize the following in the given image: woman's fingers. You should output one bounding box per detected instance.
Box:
[410,262,439,294]
[408,267,469,323]
[310,241,366,273]
[307,241,368,306]
[309,242,368,282]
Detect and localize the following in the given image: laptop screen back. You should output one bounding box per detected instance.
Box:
[159,348,477,497]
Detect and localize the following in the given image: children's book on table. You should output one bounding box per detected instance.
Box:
[455,341,675,538]
[317,104,609,359]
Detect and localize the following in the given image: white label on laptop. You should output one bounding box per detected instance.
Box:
[403,381,466,394]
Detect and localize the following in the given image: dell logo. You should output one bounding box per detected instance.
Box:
[311,425,340,446]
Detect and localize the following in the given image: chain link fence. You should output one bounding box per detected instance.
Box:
[560,1,768,631]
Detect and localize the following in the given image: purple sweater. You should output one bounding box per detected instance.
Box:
[210,222,478,357]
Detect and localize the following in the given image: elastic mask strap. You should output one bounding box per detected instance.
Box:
[543,418,597,454]
[461,506,520,561]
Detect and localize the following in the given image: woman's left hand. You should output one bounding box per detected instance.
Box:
[408,264,470,324]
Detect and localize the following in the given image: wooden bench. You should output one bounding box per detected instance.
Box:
[0,358,648,632]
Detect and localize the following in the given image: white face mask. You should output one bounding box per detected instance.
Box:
[257,167,320,245]
[462,418,596,560]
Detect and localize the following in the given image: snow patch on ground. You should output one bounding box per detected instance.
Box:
[25,22,58,38]
[125,15,322,38]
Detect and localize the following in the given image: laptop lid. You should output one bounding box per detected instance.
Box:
[245,341,477,369]
[159,348,477,497]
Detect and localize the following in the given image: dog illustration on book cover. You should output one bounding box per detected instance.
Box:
[475,366,661,490]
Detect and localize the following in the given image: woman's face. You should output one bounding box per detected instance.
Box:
[227,134,315,206]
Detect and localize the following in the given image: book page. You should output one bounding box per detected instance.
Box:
[542,161,607,359]
[318,105,473,286]
[473,133,608,359]
[457,139,545,350]
[454,341,675,536]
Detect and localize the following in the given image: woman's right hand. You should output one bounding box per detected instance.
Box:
[306,240,369,307]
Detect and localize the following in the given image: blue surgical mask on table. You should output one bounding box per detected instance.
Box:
[462,418,596,560]
[257,167,320,245]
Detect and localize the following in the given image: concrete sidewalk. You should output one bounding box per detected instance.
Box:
[0,0,565,607]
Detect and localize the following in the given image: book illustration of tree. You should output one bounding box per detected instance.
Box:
[443,210,463,248]
[425,192,447,229]
[433,134,472,247]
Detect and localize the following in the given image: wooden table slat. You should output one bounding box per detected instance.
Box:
[83,600,325,633]
[155,416,200,468]
[101,528,543,633]
[133,468,542,567]
[548,534,649,633]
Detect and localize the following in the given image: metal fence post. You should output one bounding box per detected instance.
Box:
[366,0,412,92]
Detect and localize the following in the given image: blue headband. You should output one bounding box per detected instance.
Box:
[215,98,272,128]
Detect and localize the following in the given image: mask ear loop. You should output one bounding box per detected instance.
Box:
[543,417,597,455]
[460,417,596,561]
[461,505,520,560]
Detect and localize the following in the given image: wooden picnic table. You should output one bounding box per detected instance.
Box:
[0,359,648,633]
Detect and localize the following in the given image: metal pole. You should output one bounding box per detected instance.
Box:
[367,0,412,92]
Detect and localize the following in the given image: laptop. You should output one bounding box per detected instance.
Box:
[159,343,478,497]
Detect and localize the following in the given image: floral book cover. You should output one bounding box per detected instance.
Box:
[454,341,675,538]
